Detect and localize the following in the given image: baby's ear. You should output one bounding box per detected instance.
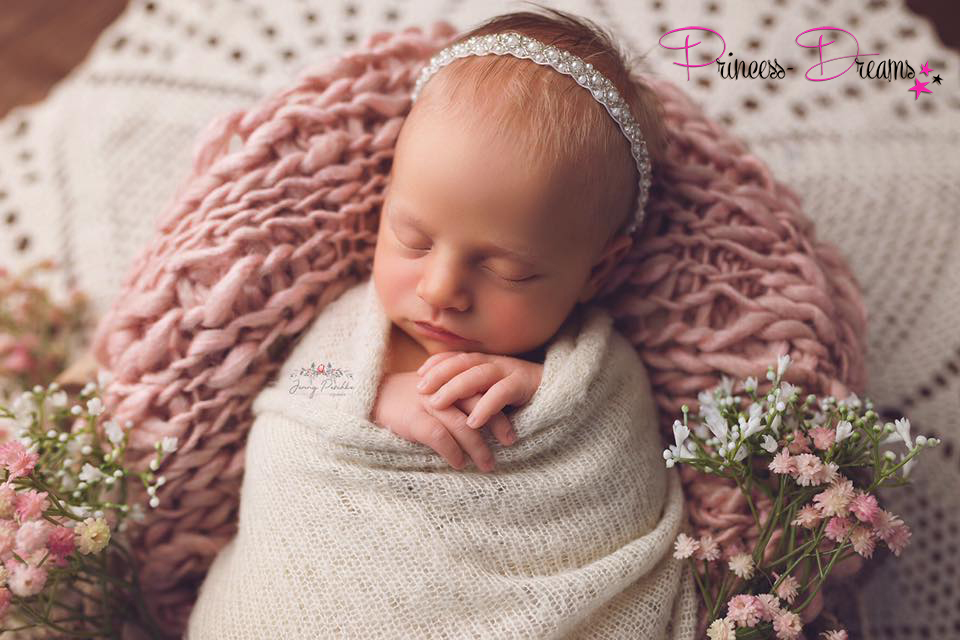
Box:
[577,234,634,304]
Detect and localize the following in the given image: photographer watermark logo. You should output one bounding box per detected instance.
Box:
[288,360,355,399]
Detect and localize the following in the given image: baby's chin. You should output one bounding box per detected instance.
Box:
[419,337,546,363]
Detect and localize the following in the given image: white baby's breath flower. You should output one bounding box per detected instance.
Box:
[68,504,90,519]
[739,403,764,439]
[698,390,716,409]
[161,436,179,454]
[663,420,693,468]
[777,354,791,377]
[744,376,758,393]
[11,393,33,423]
[693,422,710,439]
[894,418,913,449]
[842,392,862,409]
[86,397,104,416]
[124,503,146,523]
[761,435,779,453]
[703,406,729,445]
[732,445,749,462]
[103,420,125,445]
[780,381,799,401]
[718,375,734,397]
[769,413,782,436]
[49,390,68,409]
[78,463,106,484]
[835,420,854,443]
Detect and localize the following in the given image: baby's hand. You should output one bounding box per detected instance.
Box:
[416,351,544,431]
[372,371,516,472]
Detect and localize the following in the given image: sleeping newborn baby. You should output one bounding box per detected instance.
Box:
[188,8,697,639]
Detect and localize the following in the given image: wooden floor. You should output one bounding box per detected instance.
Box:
[0,0,128,119]
[0,0,956,118]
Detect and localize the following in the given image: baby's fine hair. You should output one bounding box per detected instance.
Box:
[413,3,669,246]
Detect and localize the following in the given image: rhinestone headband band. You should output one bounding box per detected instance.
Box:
[411,31,652,235]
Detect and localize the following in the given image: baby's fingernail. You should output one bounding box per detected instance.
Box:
[416,379,427,390]
[466,415,477,427]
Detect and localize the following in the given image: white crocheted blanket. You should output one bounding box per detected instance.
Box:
[186,276,698,639]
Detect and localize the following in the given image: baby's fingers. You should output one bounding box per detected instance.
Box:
[415,417,466,470]
[416,351,464,378]
[465,374,525,429]
[486,411,518,447]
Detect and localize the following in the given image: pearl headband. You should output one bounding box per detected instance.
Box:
[411,31,652,235]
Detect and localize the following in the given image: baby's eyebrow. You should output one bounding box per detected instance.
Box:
[392,208,542,265]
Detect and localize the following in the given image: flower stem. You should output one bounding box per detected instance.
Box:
[795,543,851,612]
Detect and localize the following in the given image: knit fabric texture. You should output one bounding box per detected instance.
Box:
[85,22,867,635]
[185,276,698,639]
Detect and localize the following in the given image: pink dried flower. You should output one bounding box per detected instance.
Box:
[773,610,803,639]
[727,594,761,627]
[849,491,880,524]
[769,449,795,475]
[774,574,800,604]
[696,534,721,562]
[728,552,755,580]
[0,441,39,481]
[707,618,735,640]
[825,516,852,542]
[872,509,903,541]
[786,429,811,454]
[0,441,26,468]
[673,532,699,560]
[0,587,10,619]
[813,478,855,518]
[7,562,47,597]
[14,519,52,555]
[815,461,840,485]
[821,629,849,640]
[884,521,912,557]
[14,488,49,522]
[792,453,824,487]
[849,525,876,558]
[792,504,822,529]
[808,426,835,450]
[755,593,782,621]
[47,525,77,566]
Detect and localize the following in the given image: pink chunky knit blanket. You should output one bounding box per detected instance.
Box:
[89,21,867,637]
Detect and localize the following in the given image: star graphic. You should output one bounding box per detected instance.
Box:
[919,61,933,75]
[932,74,942,85]
[908,78,933,100]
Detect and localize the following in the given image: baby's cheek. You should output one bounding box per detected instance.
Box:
[373,252,418,314]
[485,298,552,352]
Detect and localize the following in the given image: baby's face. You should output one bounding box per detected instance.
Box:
[372,105,628,359]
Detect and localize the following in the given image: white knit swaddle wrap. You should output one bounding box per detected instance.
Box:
[187,276,698,639]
